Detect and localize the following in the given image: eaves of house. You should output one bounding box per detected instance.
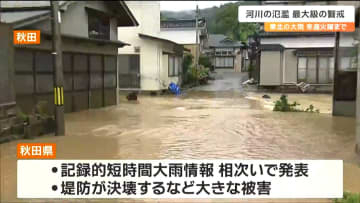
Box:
[259,32,335,38]
[0,1,138,27]
[39,31,130,47]
[0,1,138,47]
[259,32,336,49]
[138,33,185,55]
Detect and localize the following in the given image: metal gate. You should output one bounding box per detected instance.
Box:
[14,48,117,114]
[118,54,140,89]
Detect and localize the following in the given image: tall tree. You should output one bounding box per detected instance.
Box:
[215,3,260,42]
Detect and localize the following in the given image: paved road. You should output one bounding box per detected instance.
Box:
[193,69,249,92]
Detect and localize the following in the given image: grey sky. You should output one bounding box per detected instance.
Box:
[160,1,237,12]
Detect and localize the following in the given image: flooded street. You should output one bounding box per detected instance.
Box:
[1,72,360,202]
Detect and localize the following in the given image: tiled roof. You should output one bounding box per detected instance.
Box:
[208,34,243,48]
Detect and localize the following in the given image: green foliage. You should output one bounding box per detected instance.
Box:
[183,52,193,74]
[16,108,29,123]
[247,64,255,78]
[214,3,260,42]
[273,95,301,112]
[273,95,320,113]
[305,104,320,113]
[182,53,193,85]
[334,192,360,203]
[35,101,50,117]
[198,65,210,81]
[186,65,210,85]
[160,13,167,21]
[198,55,212,68]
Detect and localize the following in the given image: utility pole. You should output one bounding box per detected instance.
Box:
[50,1,65,136]
[0,1,2,22]
[195,4,199,70]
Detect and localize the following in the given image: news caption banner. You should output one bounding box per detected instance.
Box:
[238,5,355,32]
[18,159,343,198]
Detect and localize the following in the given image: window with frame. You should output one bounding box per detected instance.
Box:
[178,57,183,74]
[88,10,110,40]
[168,56,182,77]
[174,56,179,75]
[168,55,174,76]
[297,56,334,84]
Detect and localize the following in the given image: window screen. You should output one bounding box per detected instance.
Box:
[168,55,175,76]
[318,57,329,84]
[340,57,351,71]
[329,57,334,82]
[307,57,317,84]
[174,57,179,76]
[298,57,307,81]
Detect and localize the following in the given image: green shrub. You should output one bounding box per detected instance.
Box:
[182,53,194,85]
[16,108,29,123]
[248,64,255,78]
[305,104,320,113]
[35,101,50,117]
[182,53,193,75]
[334,192,360,203]
[186,65,210,85]
[199,55,212,69]
[273,95,300,112]
[273,95,320,113]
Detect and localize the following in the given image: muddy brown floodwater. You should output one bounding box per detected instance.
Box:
[1,90,360,203]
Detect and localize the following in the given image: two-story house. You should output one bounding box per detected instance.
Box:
[206,34,246,72]
[160,18,208,59]
[0,1,138,116]
[117,1,185,91]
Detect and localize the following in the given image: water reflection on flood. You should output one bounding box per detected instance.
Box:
[1,90,359,202]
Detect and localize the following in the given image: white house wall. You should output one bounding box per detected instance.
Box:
[118,1,179,91]
[122,1,160,36]
[160,29,197,45]
[260,49,306,85]
[283,49,297,84]
[260,51,281,86]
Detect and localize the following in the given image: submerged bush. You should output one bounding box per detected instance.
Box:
[182,53,193,76]
[199,55,212,69]
[186,65,210,85]
[273,95,301,112]
[273,95,320,113]
[334,191,360,203]
[16,108,29,123]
